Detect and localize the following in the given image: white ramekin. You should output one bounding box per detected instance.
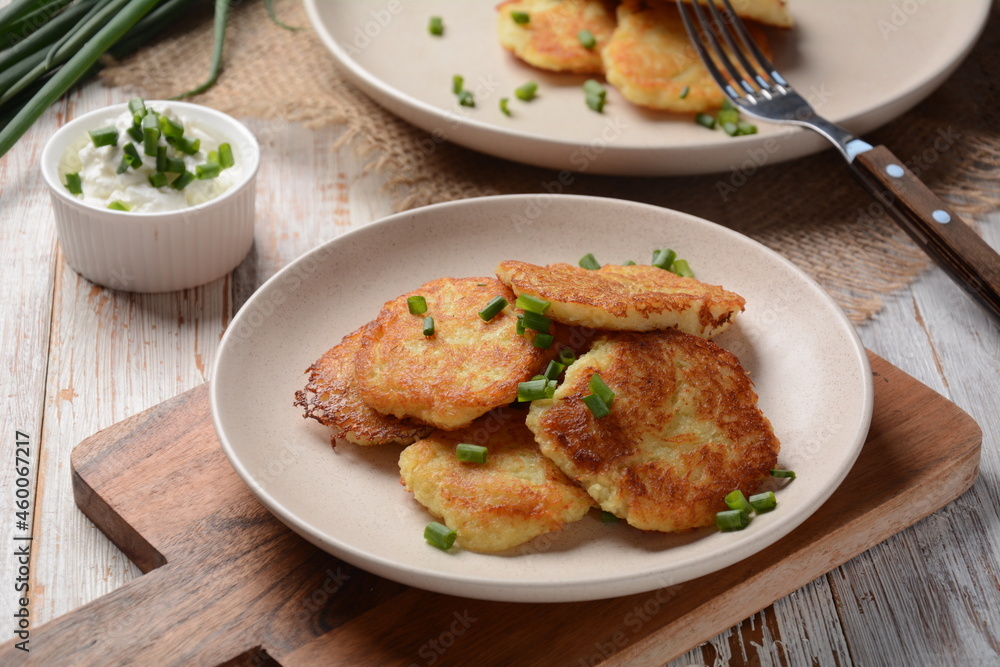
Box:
[41,101,259,293]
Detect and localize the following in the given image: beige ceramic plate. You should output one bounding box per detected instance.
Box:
[211,195,873,602]
[304,0,989,175]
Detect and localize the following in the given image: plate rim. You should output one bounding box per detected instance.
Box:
[210,194,874,602]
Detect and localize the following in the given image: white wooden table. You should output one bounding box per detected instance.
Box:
[1,81,998,665]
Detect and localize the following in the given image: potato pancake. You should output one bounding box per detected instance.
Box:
[685,0,793,29]
[354,277,552,430]
[603,0,772,113]
[496,260,744,339]
[497,0,617,74]
[294,324,433,446]
[399,414,594,552]
[527,329,780,532]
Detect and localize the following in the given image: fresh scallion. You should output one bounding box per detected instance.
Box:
[424,521,457,550]
[515,314,525,336]
[478,295,508,321]
[170,170,195,191]
[515,81,537,102]
[695,112,716,130]
[558,348,576,366]
[517,378,552,402]
[515,293,550,314]
[583,79,607,113]
[158,114,183,139]
[428,15,444,36]
[671,259,694,278]
[521,310,550,333]
[196,162,221,179]
[500,97,511,117]
[582,392,610,418]
[155,144,167,172]
[142,114,160,156]
[588,373,615,407]
[717,108,739,126]
[680,86,690,99]
[164,156,186,174]
[170,135,201,155]
[533,332,554,349]
[737,121,758,136]
[721,121,739,137]
[511,10,529,24]
[126,125,143,143]
[770,469,797,479]
[579,252,601,270]
[749,491,777,513]
[64,172,82,195]
[543,360,565,381]
[716,509,749,532]
[724,490,753,514]
[88,125,118,148]
[622,260,637,266]
[457,90,475,107]
[107,200,131,211]
[651,248,676,270]
[422,316,435,336]
[452,74,464,95]
[600,510,619,523]
[577,29,596,49]
[148,171,167,188]
[127,96,145,122]
[455,443,488,464]
[407,295,428,314]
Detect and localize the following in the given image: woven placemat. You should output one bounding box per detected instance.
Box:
[100,0,1000,322]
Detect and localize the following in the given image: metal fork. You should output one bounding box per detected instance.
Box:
[677,0,1000,321]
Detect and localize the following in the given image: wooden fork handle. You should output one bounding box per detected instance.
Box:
[851,145,1000,321]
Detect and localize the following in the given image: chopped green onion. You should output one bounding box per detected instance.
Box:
[651,248,676,270]
[156,145,167,172]
[515,314,525,336]
[770,469,797,479]
[521,310,551,333]
[583,79,607,113]
[671,259,694,278]
[622,260,637,266]
[422,316,435,336]
[164,157,186,174]
[721,121,739,137]
[518,378,556,402]
[717,108,739,126]
[123,141,142,166]
[577,29,596,49]
[457,90,475,107]
[170,135,201,155]
[588,373,615,407]
[737,121,758,136]
[407,295,428,314]
[170,170,195,191]
[456,443,488,464]
[724,490,753,514]
[533,332,554,349]
[128,97,146,123]
[207,149,219,164]
[478,295,508,321]
[582,393,610,419]
[532,375,547,382]
[749,491,777,513]
[428,15,444,36]
[695,113,716,130]
[142,114,160,156]
[452,74,464,95]
[579,253,601,270]
[115,155,130,175]
[158,114,184,140]
[722,98,736,111]
[148,171,168,188]
[107,200,130,211]
[515,293,550,314]
[515,81,538,102]
[64,172,82,195]
[88,125,118,148]
[583,79,605,96]
[680,86,690,99]
[558,348,576,366]
[600,510,619,523]
[543,360,565,381]
[126,125,143,143]
[716,509,749,532]
[424,521,457,550]
[196,162,222,180]
[511,10,529,24]
[500,97,511,117]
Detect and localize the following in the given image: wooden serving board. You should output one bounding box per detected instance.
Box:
[2,352,981,666]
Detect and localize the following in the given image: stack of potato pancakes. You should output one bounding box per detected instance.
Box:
[295,258,780,554]
[497,0,793,113]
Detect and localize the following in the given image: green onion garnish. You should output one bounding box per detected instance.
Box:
[717,108,739,126]
[680,86,690,99]
[517,378,553,402]
[155,145,167,172]
[455,443,488,464]
[721,121,739,137]
[533,332,554,349]
[577,29,596,49]
[452,74,464,95]
[208,149,219,164]
[500,97,511,117]
[428,16,444,36]
[583,79,607,113]
[148,172,168,188]
[724,490,753,514]
[579,253,601,270]
[651,248,676,270]
[515,314,525,336]
[64,172,82,195]
[164,157,186,174]
[122,142,142,168]
[511,10,530,24]
[600,510,619,523]
[424,521,457,550]
[622,260,637,266]
[737,121,758,136]
[588,373,615,407]
[88,126,118,148]
[515,293,550,314]
[158,115,184,140]
[128,97,146,123]
[770,469,796,479]
[457,90,475,107]
[515,81,538,102]
[716,509,749,532]
[407,295,428,314]
[582,393,610,419]
[478,295,508,321]
[107,200,131,211]
[196,162,222,180]
[170,136,202,155]
[722,98,736,111]
[671,259,694,278]
[422,316,435,336]
[543,360,565,381]
[521,311,551,333]
[695,113,716,130]
[558,348,576,366]
[126,125,143,143]
[749,491,777,513]
[142,114,160,156]
[170,171,195,191]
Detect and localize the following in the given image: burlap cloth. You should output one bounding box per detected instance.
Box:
[101,0,1000,322]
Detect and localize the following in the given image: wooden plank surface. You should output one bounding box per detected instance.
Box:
[0,351,980,665]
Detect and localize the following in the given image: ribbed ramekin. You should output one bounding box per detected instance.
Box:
[40,101,259,293]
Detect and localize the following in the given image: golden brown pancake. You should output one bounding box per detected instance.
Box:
[294,324,433,446]
[497,0,617,74]
[496,260,744,339]
[354,277,552,430]
[527,329,780,532]
[399,413,594,552]
[685,0,793,29]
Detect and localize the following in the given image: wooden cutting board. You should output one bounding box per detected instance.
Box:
[2,352,981,666]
